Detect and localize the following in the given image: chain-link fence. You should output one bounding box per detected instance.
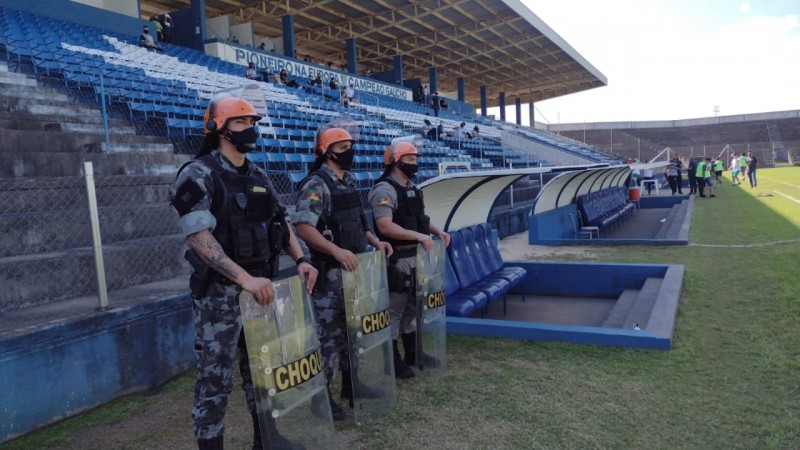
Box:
[0,168,191,322]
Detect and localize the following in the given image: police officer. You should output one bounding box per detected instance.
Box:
[293,126,392,420]
[170,96,317,450]
[368,140,450,379]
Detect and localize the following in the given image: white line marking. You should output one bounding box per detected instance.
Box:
[761,177,800,189]
[690,239,800,248]
[773,191,800,205]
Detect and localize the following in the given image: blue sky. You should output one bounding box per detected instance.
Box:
[491,0,800,125]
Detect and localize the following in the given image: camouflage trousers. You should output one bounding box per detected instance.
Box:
[311,266,350,381]
[191,281,257,440]
[389,255,417,339]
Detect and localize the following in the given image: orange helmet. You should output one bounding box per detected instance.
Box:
[203,97,262,134]
[315,128,355,156]
[384,141,419,166]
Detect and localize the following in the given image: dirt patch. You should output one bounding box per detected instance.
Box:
[498,231,598,261]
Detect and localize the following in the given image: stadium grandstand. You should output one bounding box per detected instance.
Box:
[0,0,640,443]
[548,109,800,167]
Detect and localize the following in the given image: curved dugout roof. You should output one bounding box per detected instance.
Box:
[418,165,604,231]
[141,0,607,106]
[531,166,631,216]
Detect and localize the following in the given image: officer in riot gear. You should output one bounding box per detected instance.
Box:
[171,94,317,450]
[293,126,393,421]
[368,138,450,379]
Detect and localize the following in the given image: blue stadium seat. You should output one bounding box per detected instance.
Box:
[444,254,488,317]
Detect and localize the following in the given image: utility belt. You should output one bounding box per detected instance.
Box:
[387,246,416,294]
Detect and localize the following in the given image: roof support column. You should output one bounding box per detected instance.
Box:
[515,96,522,125]
[190,0,206,51]
[479,85,487,117]
[428,67,438,94]
[529,99,535,127]
[499,92,506,122]
[393,55,403,86]
[457,77,465,102]
[281,15,295,58]
[346,37,358,74]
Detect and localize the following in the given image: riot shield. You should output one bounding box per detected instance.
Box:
[414,240,447,373]
[241,276,336,449]
[342,250,398,426]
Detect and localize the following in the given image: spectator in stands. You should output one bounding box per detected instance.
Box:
[293,127,392,421]
[422,119,437,141]
[279,68,300,88]
[430,91,441,117]
[162,13,173,43]
[342,81,356,106]
[364,68,375,78]
[328,75,338,90]
[170,96,316,450]
[415,84,424,104]
[439,97,448,110]
[746,151,758,188]
[231,35,239,43]
[245,62,263,82]
[149,16,163,42]
[309,73,322,87]
[453,122,467,139]
[422,85,428,104]
[258,42,266,51]
[471,125,480,139]
[304,54,312,63]
[436,121,444,140]
[687,157,698,195]
[139,26,163,52]
[729,153,741,186]
[368,139,450,379]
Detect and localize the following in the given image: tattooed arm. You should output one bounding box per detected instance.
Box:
[186,230,275,306]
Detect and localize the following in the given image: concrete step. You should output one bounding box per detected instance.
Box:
[0,129,168,154]
[0,152,190,178]
[622,277,663,330]
[664,201,689,238]
[0,86,70,103]
[0,71,37,87]
[602,289,639,328]
[0,95,94,113]
[0,61,8,72]
[0,203,180,257]
[0,110,116,128]
[0,234,189,311]
[12,103,103,118]
[0,175,176,214]
[46,122,137,135]
[83,141,174,154]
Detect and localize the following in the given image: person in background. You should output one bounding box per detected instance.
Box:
[139,25,163,51]
[245,62,263,82]
[746,151,758,188]
[729,153,741,186]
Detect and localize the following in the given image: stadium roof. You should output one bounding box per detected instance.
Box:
[140,0,607,107]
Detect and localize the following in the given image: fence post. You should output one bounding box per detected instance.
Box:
[99,71,111,153]
[84,161,109,311]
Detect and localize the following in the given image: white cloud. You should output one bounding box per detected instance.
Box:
[740,3,751,14]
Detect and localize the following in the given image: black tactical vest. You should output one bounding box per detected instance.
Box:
[375,177,430,248]
[304,169,368,262]
[199,155,284,278]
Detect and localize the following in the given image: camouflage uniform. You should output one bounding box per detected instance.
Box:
[171,150,280,440]
[293,164,359,379]
[368,173,417,339]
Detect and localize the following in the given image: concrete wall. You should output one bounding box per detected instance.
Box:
[71,0,138,17]
[551,109,800,132]
[0,293,194,443]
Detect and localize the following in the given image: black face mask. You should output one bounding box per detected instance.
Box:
[143,30,149,34]
[397,162,418,178]
[329,147,355,170]
[224,127,258,154]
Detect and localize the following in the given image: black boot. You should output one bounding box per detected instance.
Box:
[341,369,384,407]
[253,412,307,450]
[197,436,223,450]
[393,340,415,379]
[311,383,346,421]
[402,332,440,368]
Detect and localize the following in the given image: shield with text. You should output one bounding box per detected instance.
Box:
[414,239,447,373]
[342,250,398,426]
[241,276,336,449]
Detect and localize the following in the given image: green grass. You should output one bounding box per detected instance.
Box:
[4,167,800,450]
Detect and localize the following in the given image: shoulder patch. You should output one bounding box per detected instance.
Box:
[306,189,320,203]
[171,180,204,216]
